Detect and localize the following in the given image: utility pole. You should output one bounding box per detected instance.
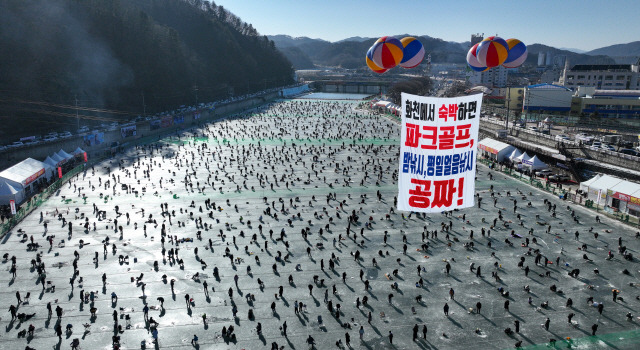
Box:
[506,86,511,131]
[525,88,530,124]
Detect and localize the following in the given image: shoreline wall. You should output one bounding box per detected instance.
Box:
[0,92,279,169]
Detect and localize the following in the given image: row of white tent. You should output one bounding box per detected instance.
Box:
[0,147,86,205]
[580,174,640,206]
[478,138,548,171]
[372,100,401,115]
[507,148,548,171]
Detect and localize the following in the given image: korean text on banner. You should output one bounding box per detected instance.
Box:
[9,199,16,215]
[398,92,482,212]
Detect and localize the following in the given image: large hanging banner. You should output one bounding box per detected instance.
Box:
[398,92,481,212]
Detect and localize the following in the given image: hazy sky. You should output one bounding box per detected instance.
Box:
[214,0,638,51]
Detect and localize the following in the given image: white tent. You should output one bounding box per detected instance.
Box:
[513,152,531,164]
[57,149,73,160]
[477,138,515,162]
[51,153,65,164]
[40,161,54,181]
[522,155,547,171]
[0,180,22,205]
[609,181,640,198]
[44,156,58,168]
[604,179,640,214]
[0,158,47,195]
[579,174,623,203]
[507,149,522,162]
[73,147,86,155]
[579,174,601,193]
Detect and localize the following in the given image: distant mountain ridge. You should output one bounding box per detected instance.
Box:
[559,47,588,54]
[586,41,640,57]
[268,35,329,48]
[585,41,640,64]
[270,34,635,69]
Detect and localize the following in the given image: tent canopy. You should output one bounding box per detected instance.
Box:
[0,158,46,188]
[588,175,623,192]
[478,138,513,154]
[580,174,623,193]
[51,153,65,163]
[508,149,522,161]
[57,149,73,160]
[610,181,640,197]
[44,156,58,168]
[514,152,531,164]
[73,147,86,155]
[522,155,547,171]
[0,180,18,196]
[0,180,22,205]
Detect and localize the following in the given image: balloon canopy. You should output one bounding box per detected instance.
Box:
[366,55,388,74]
[476,36,509,68]
[364,36,426,73]
[466,43,488,72]
[502,38,528,68]
[370,36,404,69]
[465,36,527,72]
[398,37,425,69]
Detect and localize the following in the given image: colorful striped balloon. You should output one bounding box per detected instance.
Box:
[475,36,508,68]
[502,39,528,68]
[399,37,425,69]
[366,54,388,74]
[466,43,488,72]
[370,36,404,69]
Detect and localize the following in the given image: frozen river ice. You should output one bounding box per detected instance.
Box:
[1,98,639,350]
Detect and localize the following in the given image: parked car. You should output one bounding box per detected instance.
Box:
[619,148,639,156]
[7,141,24,148]
[600,144,615,151]
[43,135,58,142]
[528,126,539,132]
[535,169,554,177]
[555,134,570,142]
[548,174,571,182]
[0,145,7,151]
[59,131,73,138]
[575,133,594,143]
[77,126,89,133]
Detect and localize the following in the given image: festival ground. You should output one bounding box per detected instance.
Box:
[1,98,639,350]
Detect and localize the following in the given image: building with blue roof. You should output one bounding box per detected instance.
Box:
[523,83,573,113]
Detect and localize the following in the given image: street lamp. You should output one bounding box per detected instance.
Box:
[506,86,511,131]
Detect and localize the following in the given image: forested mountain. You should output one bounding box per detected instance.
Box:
[0,0,293,139]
